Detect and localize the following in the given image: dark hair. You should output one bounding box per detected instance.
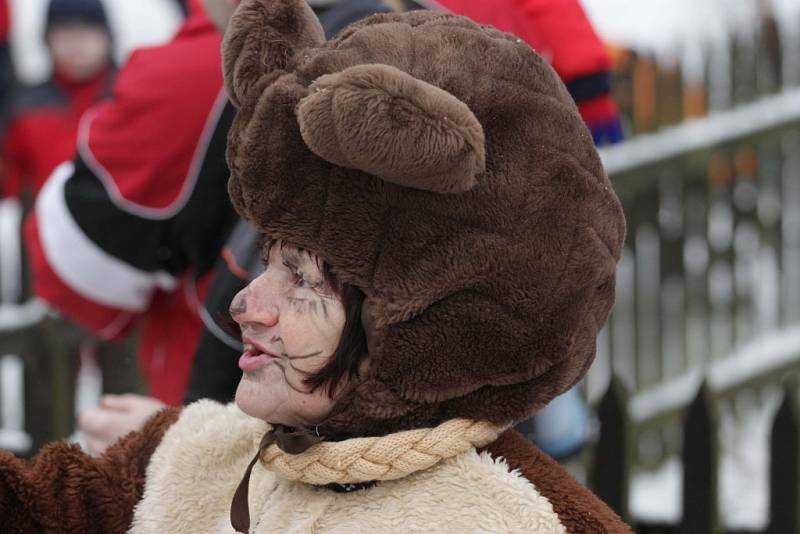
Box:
[46,0,109,33]
[304,279,367,397]
[264,239,368,397]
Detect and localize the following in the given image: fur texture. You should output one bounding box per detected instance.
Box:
[297,63,485,193]
[131,401,567,533]
[486,429,632,533]
[223,0,626,439]
[0,408,179,534]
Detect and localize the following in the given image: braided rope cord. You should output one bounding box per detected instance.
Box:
[260,419,506,485]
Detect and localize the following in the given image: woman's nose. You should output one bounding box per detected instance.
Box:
[229,279,279,327]
[229,290,248,320]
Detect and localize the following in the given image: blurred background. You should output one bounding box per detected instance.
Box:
[9,0,182,85]
[1,0,800,533]
[581,1,800,533]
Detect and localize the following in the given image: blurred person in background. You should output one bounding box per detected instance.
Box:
[1,0,114,200]
[24,0,239,453]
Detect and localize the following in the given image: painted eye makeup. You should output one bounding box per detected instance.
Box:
[282,261,322,290]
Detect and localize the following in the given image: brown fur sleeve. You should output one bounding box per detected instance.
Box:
[0,407,180,534]
[485,429,632,534]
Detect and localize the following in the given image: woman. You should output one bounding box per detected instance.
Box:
[0,0,630,532]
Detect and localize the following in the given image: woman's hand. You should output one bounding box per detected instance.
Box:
[78,394,166,455]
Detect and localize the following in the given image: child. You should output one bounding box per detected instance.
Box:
[1,0,114,198]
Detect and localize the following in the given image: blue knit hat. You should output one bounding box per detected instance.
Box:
[46,0,109,32]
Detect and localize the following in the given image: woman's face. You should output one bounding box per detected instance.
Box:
[230,241,346,428]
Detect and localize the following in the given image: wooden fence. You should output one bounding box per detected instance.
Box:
[580,76,800,532]
[0,198,142,456]
[588,377,800,534]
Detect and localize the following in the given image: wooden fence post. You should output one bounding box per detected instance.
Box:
[590,378,630,521]
[680,383,720,534]
[766,383,800,534]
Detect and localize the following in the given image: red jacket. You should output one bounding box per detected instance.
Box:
[0,0,8,42]
[431,0,622,144]
[25,4,238,404]
[1,68,114,198]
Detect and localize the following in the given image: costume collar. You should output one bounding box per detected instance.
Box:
[230,418,506,532]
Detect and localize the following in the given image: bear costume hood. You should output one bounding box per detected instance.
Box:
[223,0,625,441]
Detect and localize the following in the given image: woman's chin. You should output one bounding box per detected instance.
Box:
[234,378,267,420]
[235,375,289,424]
[233,370,336,428]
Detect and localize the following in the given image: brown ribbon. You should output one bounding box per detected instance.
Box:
[230,426,326,533]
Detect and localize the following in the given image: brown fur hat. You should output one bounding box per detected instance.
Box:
[223,0,625,439]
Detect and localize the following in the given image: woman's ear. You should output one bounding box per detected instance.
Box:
[296,64,485,194]
[223,0,325,109]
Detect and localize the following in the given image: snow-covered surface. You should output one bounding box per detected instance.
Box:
[0,355,30,453]
[579,0,800,58]
[631,388,780,529]
[718,388,780,530]
[580,0,800,87]
[10,0,183,85]
[710,326,800,391]
[580,0,728,61]
[0,299,48,331]
[629,325,800,423]
[0,199,22,304]
[629,370,703,424]
[598,87,800,175]
[0,428,30,452]
[630,457,682,523]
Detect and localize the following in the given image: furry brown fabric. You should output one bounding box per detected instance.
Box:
[223,0,625,439]
[0,408,179,533]
[485,429,632,534]
[297,63,485,193]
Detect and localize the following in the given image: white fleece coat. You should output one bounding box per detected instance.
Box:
[128,401,566,533]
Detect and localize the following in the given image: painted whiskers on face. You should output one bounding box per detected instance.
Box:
[279,246,334,320]
[276,354,323,394]
[241,326,326,393]
[272,348,325,394]
[287,295,330,318]
[230,240,348,427]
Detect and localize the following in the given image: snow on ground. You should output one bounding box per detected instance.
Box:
[630,387,782,530]
[630,457,682,524]
[718,387,781,530]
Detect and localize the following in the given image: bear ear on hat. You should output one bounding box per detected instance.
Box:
[296,64,485,194]
[223,0,325,109]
